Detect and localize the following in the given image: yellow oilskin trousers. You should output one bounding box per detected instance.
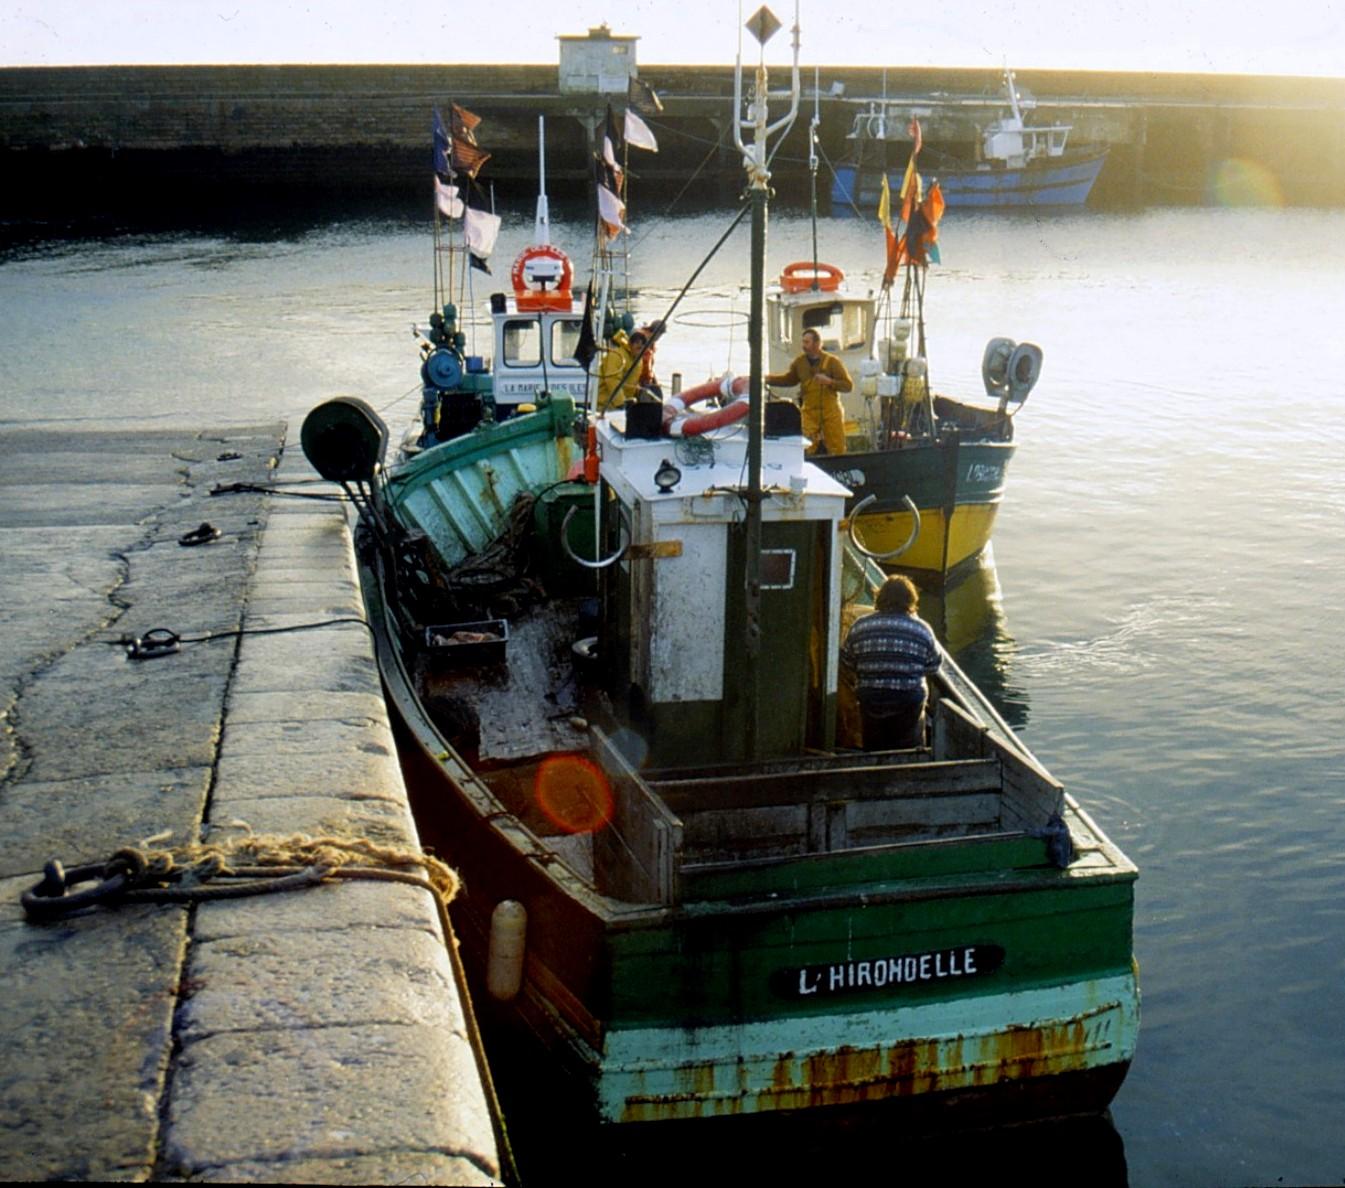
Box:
[801,391,846,456]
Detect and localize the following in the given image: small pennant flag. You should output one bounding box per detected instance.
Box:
[602,104,624,190]
[452,136,491,179]
[433,109,450,175]
[464,204,501,270]
[628,75,663,115]
[595,159,627,244]
[624,108,658,153]
[574,282,598,371]
[435,177,463,219]
[451,103,482,143]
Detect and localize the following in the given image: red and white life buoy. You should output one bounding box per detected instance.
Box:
[676,397,750,436]
[667,374,751,437]
[779,260,844,294]
[510,244,574,310]
[673,375,729,408]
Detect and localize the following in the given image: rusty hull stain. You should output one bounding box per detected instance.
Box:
[618,1001,1122,1123]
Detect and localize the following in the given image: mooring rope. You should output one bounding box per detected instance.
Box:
[21,831,460,921]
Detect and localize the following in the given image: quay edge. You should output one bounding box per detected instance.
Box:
[0,425,503,1184]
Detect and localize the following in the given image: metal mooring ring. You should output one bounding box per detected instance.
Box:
[21,860,130,921]
[179,522,222,547]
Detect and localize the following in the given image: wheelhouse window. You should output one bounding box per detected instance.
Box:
[843,303,868,349]
[502,319,541,367]
[760,548,796,590]
[550,318,584,367]
[801,301,868,351]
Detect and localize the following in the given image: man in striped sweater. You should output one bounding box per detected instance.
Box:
[841,575,941,751]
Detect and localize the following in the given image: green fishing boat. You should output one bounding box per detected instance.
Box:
[301,7,1137,1134]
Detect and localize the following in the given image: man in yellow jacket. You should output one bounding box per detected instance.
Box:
[765,328,853,455]
[597,324,661,412]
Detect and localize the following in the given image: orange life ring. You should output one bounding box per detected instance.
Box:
[780,261,844,294]
[673,396,751,437]
[511,244,574,310]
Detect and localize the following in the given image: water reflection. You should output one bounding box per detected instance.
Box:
[917,550,1031,731]
[496,1050,1131,1186]
[593,1114,1129,1185]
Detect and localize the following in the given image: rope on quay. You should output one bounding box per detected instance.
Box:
[210,480,353,501]
[19,828,520,1183]
[115,617,373,661]
[20,831,460,921]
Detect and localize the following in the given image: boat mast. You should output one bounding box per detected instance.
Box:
[535,115,551,246]
[733,2,800,759]
[433,112,457,316]
[808,65,820,287]
[1004,65,1024,125]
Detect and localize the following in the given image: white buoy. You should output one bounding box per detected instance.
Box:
[486,899,527,1001]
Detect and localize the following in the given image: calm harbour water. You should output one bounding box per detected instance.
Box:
[3,199,1343,1184]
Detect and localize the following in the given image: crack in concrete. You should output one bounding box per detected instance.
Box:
[0,537,144,795]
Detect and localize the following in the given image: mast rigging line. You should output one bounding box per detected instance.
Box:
[602,203,752,408]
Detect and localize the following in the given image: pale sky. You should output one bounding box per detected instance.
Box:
[3,0,1342,76]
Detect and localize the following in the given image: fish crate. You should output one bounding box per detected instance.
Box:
[424,619,509,666]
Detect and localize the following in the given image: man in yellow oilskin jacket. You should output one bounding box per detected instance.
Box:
[765,328,853,455]
[597,324,661,412]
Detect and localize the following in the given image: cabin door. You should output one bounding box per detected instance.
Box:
[724,520,830,759]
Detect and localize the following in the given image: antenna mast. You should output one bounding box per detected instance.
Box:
[733,1,800,760]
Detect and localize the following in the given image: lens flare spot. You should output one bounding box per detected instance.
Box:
[535,754,614,834]
[1209,158,1284,207]
[609,726,649,769]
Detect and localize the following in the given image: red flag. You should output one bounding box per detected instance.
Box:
[908,116,922,156]
[883,224,900,289]
[451,103,481,143]
[451,136,491,179]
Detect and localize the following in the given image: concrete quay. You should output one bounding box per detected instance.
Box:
[0,425,502,1183]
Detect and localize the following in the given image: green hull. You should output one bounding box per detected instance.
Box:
[525,796,1136,1123]
[348,398,1138,1132]
[384,395,578,570]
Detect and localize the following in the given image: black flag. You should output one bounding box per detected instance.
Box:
[574,281,598,371]
[628,75,663,115]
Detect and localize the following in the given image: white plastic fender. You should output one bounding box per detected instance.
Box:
[486,899,527,1001]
